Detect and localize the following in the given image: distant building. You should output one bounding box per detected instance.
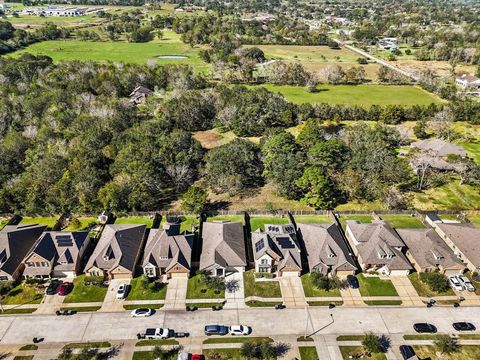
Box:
[129,86,153,105]
[410,139,468,173]
[24,6,87,17]
[456,74,480,90]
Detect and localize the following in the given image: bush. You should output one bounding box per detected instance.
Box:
[357,57,368,65]
[310,273,341,291]
[0,281,14,296]
[434,335,460,354]
[69,218,82,229]
[419,272,449,293]
[84,276,104,286]
[362,332,384,354]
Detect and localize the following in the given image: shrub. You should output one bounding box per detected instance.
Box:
[84,276,104,286]
[419,272,449,293]
[310,273,340,291]
[0,281,14,296]
[362,332,384,354]
[434,335,460,354]
[69,218,82,230]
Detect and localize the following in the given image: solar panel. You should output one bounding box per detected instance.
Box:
[255,239,265,252]
[276,236,294,249]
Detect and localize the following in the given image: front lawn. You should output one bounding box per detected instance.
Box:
[186,274,224,299]
[408,273,454,297]
[136,339,178,346]
[243,270,281,298]
[299,347,319,360]
[63,275,108,303]
[339,346,387,360]
[2,281,44,305]
[377,215,424,228]
[412,345,480,360]
[203,349,249,360]
[301,274,341,297]
[357,274,398,297]
[126,277,167,300]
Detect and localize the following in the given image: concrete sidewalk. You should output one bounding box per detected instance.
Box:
[340,287,365,306]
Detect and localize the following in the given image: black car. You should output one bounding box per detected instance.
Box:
[46,280,61,295]
[204,325,229,336]
[399,345,416,360]
[347,275,359,289]
[413,323,437,333]
[453,322,476,331]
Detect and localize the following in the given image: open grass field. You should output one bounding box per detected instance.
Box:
[412,345,480,360]
[63,217,97,231]
[20,216,58,229]
[244,270,282,298]
[301,274,341,297]
[7,14,102,26]
[254,84,441,107]
[63,275,107,303]
[462,142,480,164]
[294,215,332,224]
[412,180,480,210]
[338,214,373,230]
[115,216,153,228]
[468,215,480,227]
[357,274,398,297]
[377,214,425,228]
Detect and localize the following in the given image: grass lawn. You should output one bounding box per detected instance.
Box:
[185,302,224,308]
[404,334,443,340]
[126,277,167,301]
[132,351,154,360]
[136,339,179,346]
[338,214,373,231]
[115,216,153,228]
[7,14,101,26]
[63,275,107,303]
[412,179,480,210]
[19,345,38,351]
[254,84,441,107]
[2,282,43,305]
[246,300,282,307]
[462,142,480,164]
[207,215,244,224]
[243,270,281,298]
[123,304,163,310]
[64,342,111,349]
[204,337,272,344]
[307,301,343,306]
[336,200,388,212]
[294,215,332,224]
[339,346,387,360]
[13,31,209,70]
[408,273,454,297]
[186,274,225,299]
[60,306,101,312]
[357,274,398,297]
[301,274,341,297]
[204,349,276,360]
[337,335,366,341]
[468,215,480,227]
[0,308,36,315]
[13,356,33,360]
[413,345,480,359]
[20,217,58,229]
[459,334,480,339]
[249,216,289,231]
[377,214,425,228]
[299,347,319,360]
[363,300,402,305]
[63,217,98,231]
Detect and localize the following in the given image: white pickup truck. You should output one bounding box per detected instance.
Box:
[144,328,173,339]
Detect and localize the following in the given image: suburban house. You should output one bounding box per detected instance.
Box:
[411,139,467,158]
[0,224,46,281]
[142,222,194,280]
[23,231,90,279]
[297,223,357,277]
[455,74,480,90]
[397,228,465,275]
[85,224,146,279]
[345,220,412,276]
[199,221,246,277]
[251,224,302,277]
[129,86,153,105]
[432,222,480,272]
[410,139,468,173]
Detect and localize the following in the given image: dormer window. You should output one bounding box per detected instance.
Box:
[328,253,335,258]
[160,256,168,260]
[0,249,7,264]
[103,246,114,261]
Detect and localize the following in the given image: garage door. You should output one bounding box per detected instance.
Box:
[111,272,132,280]
[170,272,188,279]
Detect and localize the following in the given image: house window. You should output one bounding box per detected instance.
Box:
[0,276,7,281]
[35,262,41,267]
[160,256,168,260]
[216,268,224,277]
[26,262,35,267]
[145,267,155,277]
[41,262,48,267]
[259,267,269,273]
[260,259,268,265]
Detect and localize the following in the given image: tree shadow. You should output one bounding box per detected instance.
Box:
[380,335,391,352]
[274,342,291,357]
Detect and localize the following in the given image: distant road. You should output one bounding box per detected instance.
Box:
[332,38,420,82]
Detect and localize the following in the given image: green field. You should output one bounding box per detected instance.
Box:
[20,217,58,229]
[412,180,480,210]
[254,84,441,107]
[115,216,153,228]
[377,214,425,228]
[357,274,398,297]
[294,215,332,224]
[243,270,282,298]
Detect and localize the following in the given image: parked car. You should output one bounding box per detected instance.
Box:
[56,310,76,316]
[131,308,153,318]
[204,325,229,336]
[177,352,204,360]
[457,275,476,292]
[144,328,173,339]
[448,276,464,292]
[46,280,61,295]
[57,282,72,296]
[229,325,251,336]
[347,275,359,289]
[399,345,416,360]
[413,323,437,333]
[116,284,128,299]
[453,322,476,331]
[174,332,190,338]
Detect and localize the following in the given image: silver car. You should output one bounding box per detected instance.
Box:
[448,276,464,292]
[458,275,476,292]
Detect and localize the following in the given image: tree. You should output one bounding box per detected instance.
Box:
[295,167,338,209]
[419,272,449,293]
[181,186,208,214]
[434,335,460,355]
[240,341,257,360]
[362,332,384,354]
[413,118,428,139]
[0,21,14,41]
[130,26,155,43]
[318,64,344,84]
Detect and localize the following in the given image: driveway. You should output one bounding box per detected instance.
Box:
[164,277,188,310]
[340,287,365,306]
[224,270,245,309]
[99,279,131,312]
[278,276,306,308]
[389,276,423,306]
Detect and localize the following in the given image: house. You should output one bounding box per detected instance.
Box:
[411,139,467,158]
[142,222,194,280]
[297,223,357,277]
[199,221,246,277]
[397,228,465,275]
[85,224,146,279]
[129,86,153,105]
[0,224,46,281]
[345,220,412,276]
[23,231,90,279]
[432,222,480,272]
[251,224,302,277]
[410,139,468,173]
[456,74,480,90]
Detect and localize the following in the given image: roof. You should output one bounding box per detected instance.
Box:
[85,224,146,273]
[142,228,193,272]
[346,220,412,271]
[298,223,357,273]
[0,224,46,276]
[456,74,480,83]
[252,224,302,272]
[23,231,89,276]
[410,155,467,172]
[397,228,464,271]
[200,222,246,270]
[411,139,467,157]
[435,223,480,267]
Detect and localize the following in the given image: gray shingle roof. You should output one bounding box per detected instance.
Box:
[200,221,246,270]
[411,139,467,157]
[298,223,357,273]
[435,223,480,267]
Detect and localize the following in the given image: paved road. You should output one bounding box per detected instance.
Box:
[1,306,479,345]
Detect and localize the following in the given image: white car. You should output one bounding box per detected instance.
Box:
[449,276,464,292]
[145,328,172,339]
[131,308,153,317]
[458,275,476,292]
[229,325,251,336]
[116,284,128,299]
